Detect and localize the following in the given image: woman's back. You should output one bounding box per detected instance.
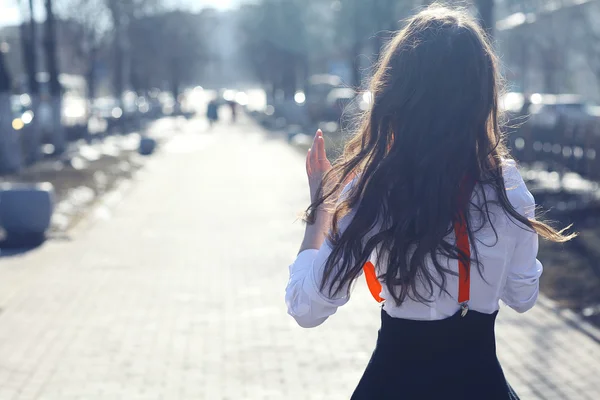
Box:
[380,160,541,320]
[286,160,540,326]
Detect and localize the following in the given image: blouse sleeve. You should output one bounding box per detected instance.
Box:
[501,226,543,313]
[500,161,543,313]
[285,180,365,328]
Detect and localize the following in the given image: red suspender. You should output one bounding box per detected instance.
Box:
[362,214,471,315]
[364,261,384,303]
[454,213,470,305]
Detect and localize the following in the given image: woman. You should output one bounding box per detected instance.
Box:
[285,6,573,400]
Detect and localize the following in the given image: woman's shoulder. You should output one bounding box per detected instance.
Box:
[500,158,535,216]
[500,159,521,186]
[338,176,360,203]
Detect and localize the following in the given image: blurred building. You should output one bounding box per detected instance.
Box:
[496,0,600,102]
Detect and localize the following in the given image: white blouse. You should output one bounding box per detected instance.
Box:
[285,160,542,328]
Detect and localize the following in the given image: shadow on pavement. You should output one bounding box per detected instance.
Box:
[0,233,71,258]
[0,242,44,258]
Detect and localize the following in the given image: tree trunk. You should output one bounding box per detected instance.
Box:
[0,44,11,92]
[543,65,558,94]
[108,0,124,105]
[298,54,309,94]
[43,0,60,95]
[281,54,297,100]
[374,20,396,64]
[373,0,397,62]
[351,42,362,88]
[374,32,387,64]
[20,1,42,164]
[519,33,529,93]
[170,58,180,114]
[475,0,494,36]
[26,0,39,95]
[0,93,22,174]
[114,40,124,102]
[86,47,97,101]
[0,52,22,173]
[44,0,66,155]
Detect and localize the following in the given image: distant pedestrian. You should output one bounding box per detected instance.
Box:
[227,100,237,123]
[284,5,575,400]
[206,99,219,128]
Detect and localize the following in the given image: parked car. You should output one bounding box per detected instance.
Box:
[333,90,373,131]
[122,91,141,127]
[62,93,89,140]
[9,94,35,130]
[305,74,344,123]
[43,74,90,141]
[91,97,123,133]
[501,92,600,177]
[502,92,600,129]
[323,87,357,122]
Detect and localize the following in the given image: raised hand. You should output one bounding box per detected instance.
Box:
[306,129,332,203]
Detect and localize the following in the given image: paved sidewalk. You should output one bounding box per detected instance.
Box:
[0,117,598,399]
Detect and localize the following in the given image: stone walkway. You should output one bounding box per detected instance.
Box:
[0,117,598,399]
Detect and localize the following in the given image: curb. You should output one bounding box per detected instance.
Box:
[62,122,177,236]
[67,175,136,237]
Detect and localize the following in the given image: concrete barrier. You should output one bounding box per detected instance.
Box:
[0,182,55,246]
[139,137,157,155]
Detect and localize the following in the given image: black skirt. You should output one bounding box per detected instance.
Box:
[351,309,520,400]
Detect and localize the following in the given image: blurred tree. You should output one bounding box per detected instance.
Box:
[58,0,112,101]
[239,0,310,100]
[333,0,414,87]
[241,0,497,94]
[238,4,272,95]
[61,0,205,105]
[128,11,207,102]
[534,15,569,94]
[568,3,600,95]
[106,0,164,104]
[372,0,410,61]
[499,0,576,94]
[475,0,494,35]
[44,0,66,155]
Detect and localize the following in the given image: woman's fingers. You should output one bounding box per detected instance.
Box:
[307,129,331,178]
[311,129,327,169]
[310,131,319,167]
[317,136,327,166]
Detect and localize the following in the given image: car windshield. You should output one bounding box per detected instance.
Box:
[326,88,356,103]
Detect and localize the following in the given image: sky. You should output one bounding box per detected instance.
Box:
[0,0,243,27]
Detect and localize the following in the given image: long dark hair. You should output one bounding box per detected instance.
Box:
[307,5,574,306]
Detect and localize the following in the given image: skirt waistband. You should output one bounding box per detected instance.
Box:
[377,308,499,360]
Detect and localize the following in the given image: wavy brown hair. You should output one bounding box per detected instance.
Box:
[307,5,575,306]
